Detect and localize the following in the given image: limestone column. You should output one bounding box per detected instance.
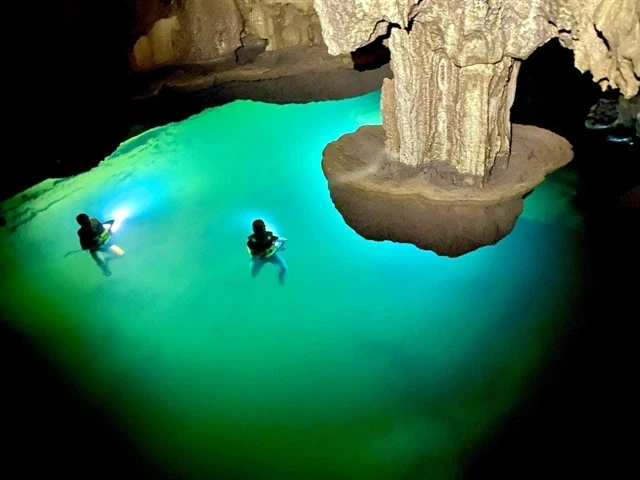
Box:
[382,23,521,184]
[313,0,639,186]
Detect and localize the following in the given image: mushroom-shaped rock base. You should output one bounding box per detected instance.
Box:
[322,125,573,257]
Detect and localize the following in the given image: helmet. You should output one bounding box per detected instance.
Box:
[76,213,90,225]
[252,219,265,233]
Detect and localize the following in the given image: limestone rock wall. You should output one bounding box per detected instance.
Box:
[313,0,640,184]
[236,0,323,50]
[131,0,243,71]
[131,16,181,71]
[554,0,640,99]
[133,0,173,39]
[586,93,640,137]
[131,0,323,71]
[176,0,244,61]
[620,95,640,138]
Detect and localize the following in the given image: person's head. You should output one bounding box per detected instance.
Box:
[252,219,266,235]
[76,213,91,226]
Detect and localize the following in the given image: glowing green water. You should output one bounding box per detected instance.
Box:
[0,91,587,479]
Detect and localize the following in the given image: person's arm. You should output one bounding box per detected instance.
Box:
[102,219,115,232]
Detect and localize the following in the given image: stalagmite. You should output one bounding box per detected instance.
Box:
[313,0,640,256]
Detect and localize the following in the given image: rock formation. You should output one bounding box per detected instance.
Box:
[235,0,323,51]
[131,16,181,71]
[586,92,640,142]
[313,0,640,256]
[131,0,244,71]
[130,0,324,72]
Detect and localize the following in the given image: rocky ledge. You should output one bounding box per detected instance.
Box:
[322,124,573,257]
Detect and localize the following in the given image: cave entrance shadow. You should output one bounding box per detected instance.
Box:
[460,38,638,480]
[351,35,391,72]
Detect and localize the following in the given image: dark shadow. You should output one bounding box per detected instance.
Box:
[0,317,174,478]
[351,35,391,72]
[596,28,611,51]
[461,39,639,479]
[2,1,136,202]
[510,39,602,143]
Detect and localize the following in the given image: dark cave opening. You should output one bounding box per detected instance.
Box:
[351,35,391,72]
[512,40,639,210]
[511,39,602,142]
[462,38,638,480]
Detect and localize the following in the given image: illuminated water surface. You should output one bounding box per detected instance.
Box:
[0,91,588,479]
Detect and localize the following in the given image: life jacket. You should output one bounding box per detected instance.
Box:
[79,220,110,250]
[247,233,277,258]
[96,228,110,246]
[261,244,277,258]
[93,219,111,246]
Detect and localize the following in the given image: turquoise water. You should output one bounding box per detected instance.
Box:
[0,91,588,479]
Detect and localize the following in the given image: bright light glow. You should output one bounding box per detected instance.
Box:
[108,207,131,233]
[264,222,279,237]
[102,185,157,232]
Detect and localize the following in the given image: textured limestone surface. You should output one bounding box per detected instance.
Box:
[322,125,574,205]
[554,0,640,99]
[175,0,244,62]
[311,0,638,254]
[131,16,181,71]
[131,0,324,71]
[585,93,640,130]
[131,0,243,70]
[236,0,323,50]
[314,0,640,182]
[322,124,574,256]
